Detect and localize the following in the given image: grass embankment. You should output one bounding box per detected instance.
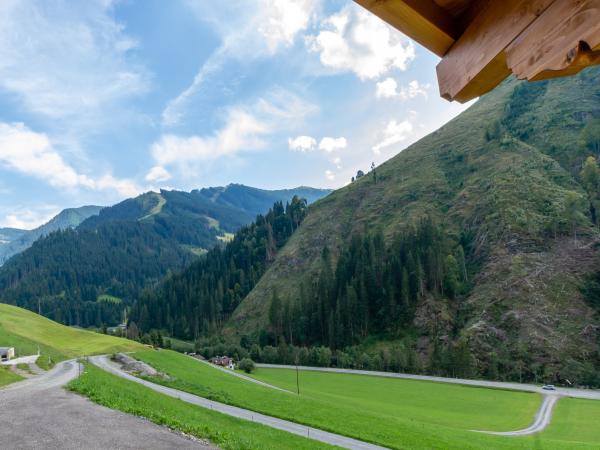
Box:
[68,363,335,450]
[132,350,600,450]
[0,303,144,371]
[0,366,22,387]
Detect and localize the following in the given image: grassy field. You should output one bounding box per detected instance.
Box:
[541,397,600,444]
[0,366,22,387]
[0,303,144,371]
[132,350,599,449]
[68,362,336,450]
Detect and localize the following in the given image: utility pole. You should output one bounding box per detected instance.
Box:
[295,356,300,396]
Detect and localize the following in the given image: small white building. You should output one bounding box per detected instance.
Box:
[0,347,15,362]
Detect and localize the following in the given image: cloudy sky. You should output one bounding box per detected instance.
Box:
[0,0,473,229]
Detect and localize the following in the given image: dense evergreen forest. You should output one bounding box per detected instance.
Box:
[0,186,329,328]
[267,219,468,350]
[0,223,195,326]
[129,196,308,339]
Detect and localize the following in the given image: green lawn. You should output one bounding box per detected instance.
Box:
[133,350,598,449]
[542,397,600,444]
[0,366,22,387]
[0,303,144,371]
[68,362,336,450]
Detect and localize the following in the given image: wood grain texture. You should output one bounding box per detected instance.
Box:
[506,0,600,81]
[353,0,459,56]
[436,0,555,102]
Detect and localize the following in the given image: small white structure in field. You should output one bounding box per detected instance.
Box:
[0,347,15,362]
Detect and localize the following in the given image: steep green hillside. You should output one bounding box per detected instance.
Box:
[130,197,308,339]
[0,186,329,328]
[228,68,600,385]
[0,303,143,369]
[0,205,103,265]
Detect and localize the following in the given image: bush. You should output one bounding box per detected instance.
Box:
[238,358,255,374]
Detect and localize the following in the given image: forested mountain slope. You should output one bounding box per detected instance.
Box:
[227,68,600,385]
[0,205,103,265]
[0,186,329,328]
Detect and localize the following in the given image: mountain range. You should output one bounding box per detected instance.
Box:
[0,184,330,327]
[125,68,600,385]
[0,205,104,265]
[3,68,600,386]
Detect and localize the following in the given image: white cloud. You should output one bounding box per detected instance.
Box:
[319,136,347,153]
[0,122,140,197]
[0,0,149,119]
[376,78,429,100]
[0,207,59,230]
[325,169,335,181]
[288,135,317,152]
[375,78,399,98]
[152,110,269,166]
[372,119,414,154]
[258,0,318,52]
[145,166,172,183]
[308,6,415,80]
[164,0,318,126]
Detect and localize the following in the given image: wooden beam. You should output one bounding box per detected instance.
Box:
[436,0,555,102]
[505,0,600,81]
[353,0,460,57]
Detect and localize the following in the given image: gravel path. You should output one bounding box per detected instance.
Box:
[91,355,389,450]
[0,360,214,450]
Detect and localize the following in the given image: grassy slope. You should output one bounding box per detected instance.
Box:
[131,350,599,450]
[228,70,600,368]
[68,362,336,450]
[0,366,22,387]
[0,303,143,368]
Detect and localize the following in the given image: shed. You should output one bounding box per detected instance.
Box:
[0,347,15,362]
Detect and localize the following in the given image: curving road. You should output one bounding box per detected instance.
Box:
[473,394,561,436]
[0,360,213,450]
[91,355,389,450]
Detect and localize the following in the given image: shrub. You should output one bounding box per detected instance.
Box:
[238,358,255,374]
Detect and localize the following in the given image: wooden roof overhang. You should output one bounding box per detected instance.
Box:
[354,0,600,102]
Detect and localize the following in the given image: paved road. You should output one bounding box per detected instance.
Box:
[0,360,213,450]
[256,364,600,400]
[91,355,388,450]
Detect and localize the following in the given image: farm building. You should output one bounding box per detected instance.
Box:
[210,356,235,370]
[0,347,15,362]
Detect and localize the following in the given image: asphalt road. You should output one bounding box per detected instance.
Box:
[0,360,213,450]
[91,355,389,450]
[256,364,600,400]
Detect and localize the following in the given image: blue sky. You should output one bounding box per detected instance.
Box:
[0,0,473,229]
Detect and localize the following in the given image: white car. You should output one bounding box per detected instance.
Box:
[542,384,556,391]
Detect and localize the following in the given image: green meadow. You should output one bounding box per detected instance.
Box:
[68,362,335,450]
[133,350,600,449]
